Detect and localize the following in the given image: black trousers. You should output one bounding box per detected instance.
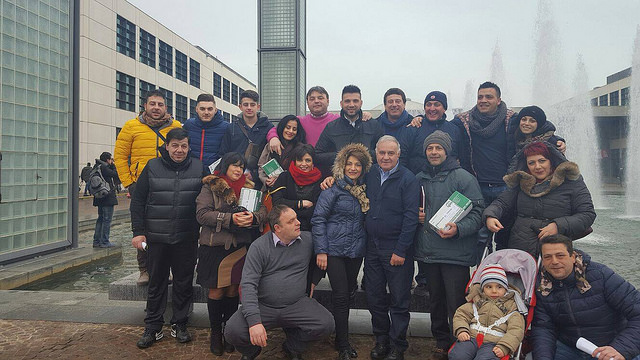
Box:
[326,256,363,351]
[424,262,470,349]
[364,242,414,351]
[144,241,197,331]
[224,296,335,355]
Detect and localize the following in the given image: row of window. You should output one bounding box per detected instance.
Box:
[116,71,192,121]
[116,15,200,88]
[116,71,240,123]
[592,87,630,107]
[213,72,244,106]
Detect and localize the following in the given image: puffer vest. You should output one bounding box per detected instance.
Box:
[145,157,203,244]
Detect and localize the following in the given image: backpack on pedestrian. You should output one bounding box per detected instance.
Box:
[88,163,111,199]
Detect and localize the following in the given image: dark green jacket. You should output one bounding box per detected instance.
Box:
[415,157,484,266]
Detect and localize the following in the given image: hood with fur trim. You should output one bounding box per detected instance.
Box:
[507,141,566,174]
[504,161,581,198]
[332,143,373,181]
[201,174,254,205]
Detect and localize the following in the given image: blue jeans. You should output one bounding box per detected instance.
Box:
[93,205,114,246]
[476,183,508,264]
[554,340,640,360]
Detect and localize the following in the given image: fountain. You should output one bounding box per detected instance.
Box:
[625,25,640,217]
[531,0,566,108]
[489,41,507,98]
[531,0,603,207]
[462,80,475,110]
[554,56,604,207]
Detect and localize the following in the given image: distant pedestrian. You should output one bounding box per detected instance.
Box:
[81,162,92,196]
[92,153,118,248]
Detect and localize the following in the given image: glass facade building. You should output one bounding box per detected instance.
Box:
[258,0,306,119]
[0,0,76,263]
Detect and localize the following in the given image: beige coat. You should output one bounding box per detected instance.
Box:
[196,175,267,249]
[452,283,525,356]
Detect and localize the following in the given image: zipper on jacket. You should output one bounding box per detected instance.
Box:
[563,283,582,338]
[200,129,205,160]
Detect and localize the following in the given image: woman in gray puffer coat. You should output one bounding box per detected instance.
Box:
[483,141,596,258]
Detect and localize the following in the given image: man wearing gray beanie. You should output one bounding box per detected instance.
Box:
[423,130,452,156]
[414,130,485,358]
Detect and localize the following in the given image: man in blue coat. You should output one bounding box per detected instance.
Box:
[364,135,420,360]
[375,88,420,173]
[183,93,229,174]
[532,234,640,360]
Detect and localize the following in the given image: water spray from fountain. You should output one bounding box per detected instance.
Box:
[625,25,640,217]
[489,41,507,98]
[532,0,603,208]
[463,80,475,110]
[531,0,566,108]
[557,55,603,208]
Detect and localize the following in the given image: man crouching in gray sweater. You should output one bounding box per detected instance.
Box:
[224,204,335,360]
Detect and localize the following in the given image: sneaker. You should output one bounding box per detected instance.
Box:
[137,270,149,286]
[136,328,163,349]
[170,323,191,343]
[99,242,116,248]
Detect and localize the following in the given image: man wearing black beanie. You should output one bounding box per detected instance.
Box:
[406,91,465,175]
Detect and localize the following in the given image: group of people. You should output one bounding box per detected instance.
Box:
[105,82,639,360]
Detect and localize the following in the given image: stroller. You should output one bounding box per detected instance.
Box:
[463,248,539,359]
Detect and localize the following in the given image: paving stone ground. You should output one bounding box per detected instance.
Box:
[0,319,437,359]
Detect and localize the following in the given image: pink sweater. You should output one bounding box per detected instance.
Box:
[266,112,340,147]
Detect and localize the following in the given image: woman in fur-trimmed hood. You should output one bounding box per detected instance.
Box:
[194,152,267,355]
[483,141,596,258]
[311,143,372,358]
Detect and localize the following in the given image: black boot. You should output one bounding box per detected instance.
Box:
[207,298,224,356]
[222,296,239,353]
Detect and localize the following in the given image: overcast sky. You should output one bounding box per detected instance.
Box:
[129,0,640,110]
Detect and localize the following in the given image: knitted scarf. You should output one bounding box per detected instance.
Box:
[340,178,369,213]
[140,111,171,128]
[378,110,411,137]
[468,102,508,138]
[288,161,322,186]
[213,170,246,199]
[538,251,592,297]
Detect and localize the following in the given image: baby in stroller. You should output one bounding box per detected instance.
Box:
[449,263,525,360]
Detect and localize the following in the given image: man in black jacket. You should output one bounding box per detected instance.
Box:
[92,153,118,248]
[218,90,273,189]
[130,128,203,349]
[315,85,384,176]
[81,162,92,196]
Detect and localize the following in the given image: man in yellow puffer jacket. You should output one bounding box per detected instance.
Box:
[114,89,181,285]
